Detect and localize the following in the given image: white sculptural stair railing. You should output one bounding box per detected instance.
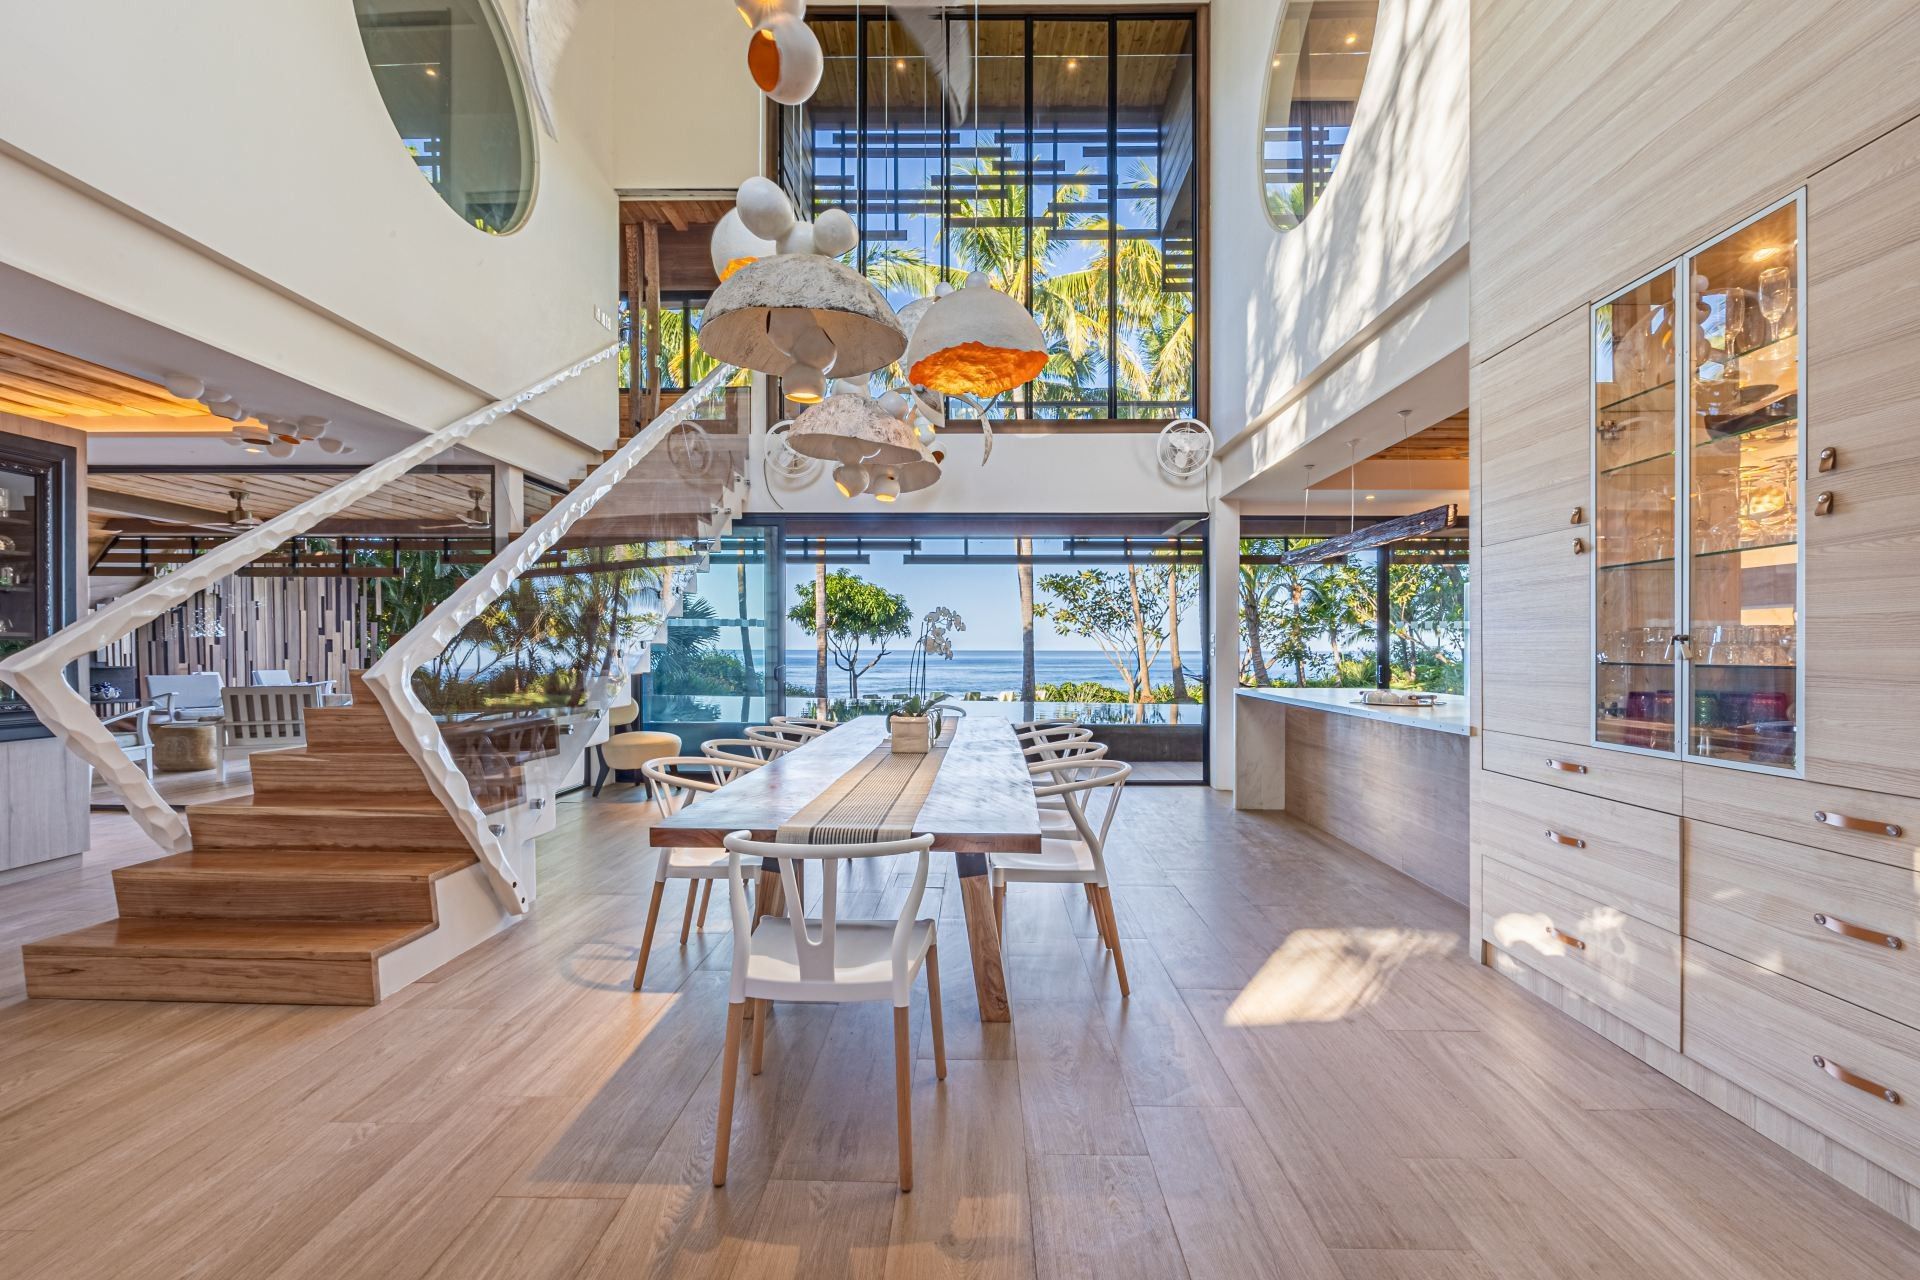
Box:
[0,343,619,857]
[363,363,745,914]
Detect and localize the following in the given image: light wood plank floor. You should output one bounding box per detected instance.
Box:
[4,788,1920,1278]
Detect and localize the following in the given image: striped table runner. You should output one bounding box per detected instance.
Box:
[775,719,955,843]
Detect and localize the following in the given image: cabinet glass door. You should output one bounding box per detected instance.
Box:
[1593,266,1681,752]
[1682,200,1801,768]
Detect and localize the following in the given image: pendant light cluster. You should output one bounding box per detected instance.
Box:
[711,4,1051,502]
[160,373,350,456]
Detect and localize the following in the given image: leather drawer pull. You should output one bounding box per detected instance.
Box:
[1546,925,1586,950]
[1813,810,1903,838]
[1545,758,1588,774]
[1812,1055,1900,1105]
[1544,829,1586,849]
[1814,913,1903,950]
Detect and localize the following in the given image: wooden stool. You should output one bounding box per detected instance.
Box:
[151,722,219,773]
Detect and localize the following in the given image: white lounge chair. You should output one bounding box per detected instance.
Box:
[145,672,224,722]
[218,684,320,781]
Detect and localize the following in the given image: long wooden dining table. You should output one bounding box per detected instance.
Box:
[648,714,1040,1021]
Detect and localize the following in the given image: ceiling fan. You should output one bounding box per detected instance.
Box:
[216,487,263,530]
[418,486,491,532]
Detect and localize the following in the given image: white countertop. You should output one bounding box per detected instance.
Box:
[1236,686,1471,736]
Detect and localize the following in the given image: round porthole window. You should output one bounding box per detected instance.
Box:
[353,0,536,234]
[1260,1,1378,231]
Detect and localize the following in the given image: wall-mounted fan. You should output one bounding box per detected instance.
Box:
[1156,418,1214,481]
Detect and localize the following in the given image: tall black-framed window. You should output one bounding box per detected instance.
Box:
[619,291,721,393]
[0,430,78,742]
[643,513,1210,784]
[777,10,1200,423]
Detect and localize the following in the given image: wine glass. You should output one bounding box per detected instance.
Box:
[1720,286,1750,382]
[1758,265,1793,344]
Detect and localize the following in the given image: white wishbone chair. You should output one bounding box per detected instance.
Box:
[991,758,1133,996]
[1012,716,1076,735]
[744,723,820,755]
[633,757,744,991]
[771,715,838,732]
[700,739,773,780]
[1015,722,1092,763]
[712,830,946,1193]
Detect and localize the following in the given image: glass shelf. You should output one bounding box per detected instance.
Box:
[1696,413,1799,449]
[1597,660,1676,668]
[1597,379,1677,414]
[1598,450,1675,478]
[1693,538,1798,562]
[1596,555,1676,571]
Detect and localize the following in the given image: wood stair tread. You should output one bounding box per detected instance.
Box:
[24,918,434,962]
[185,798,453,818]
[116,850,476,881]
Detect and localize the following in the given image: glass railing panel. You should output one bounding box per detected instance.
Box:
[0,344,616,859]
[403,372,749,818]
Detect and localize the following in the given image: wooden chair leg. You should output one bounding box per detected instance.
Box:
[992,884,1006,934]
[713,1001,746,1186]
[893,1005,913,1193]
[697,880,713,929]
[679,880,698,945]
[1096,887,1131,997]
[925,944,947,1082]
[633,880,667,991]
[751,997,768,1075]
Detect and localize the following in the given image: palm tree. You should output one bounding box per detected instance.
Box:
[1016,536,1035,704]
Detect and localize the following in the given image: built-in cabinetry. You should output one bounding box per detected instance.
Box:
[1474,114,1920,1229]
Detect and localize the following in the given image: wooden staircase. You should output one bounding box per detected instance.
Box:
[23,675,487,1006]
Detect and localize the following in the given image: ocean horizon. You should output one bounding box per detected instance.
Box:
[781,647,1207,697]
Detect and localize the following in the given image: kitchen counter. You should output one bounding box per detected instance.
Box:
[1236,686,1471,735]
[1235,686,1471,905]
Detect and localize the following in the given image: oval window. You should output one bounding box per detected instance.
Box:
[1261,2,1378,231]
[353,0,536,234]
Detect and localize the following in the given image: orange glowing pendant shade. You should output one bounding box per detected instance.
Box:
[745,13,822,105]
[902,275,1048,397]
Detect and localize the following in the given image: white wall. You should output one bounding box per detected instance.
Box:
[1207,0,1469,455]
[752,426,1207,518]
[0,0,619,462]
[605,0,766,192]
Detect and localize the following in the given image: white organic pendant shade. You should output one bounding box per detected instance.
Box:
[891,440,943,494]
[788,393,924,466]
[709,209,774,282]
[903,274,1047,397]
[700,255,907,378]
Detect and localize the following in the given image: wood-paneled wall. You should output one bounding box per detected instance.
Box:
[94,574,379,692]
[1471,0,1920,362]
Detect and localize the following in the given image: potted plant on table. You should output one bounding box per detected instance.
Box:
[887,692,949,754]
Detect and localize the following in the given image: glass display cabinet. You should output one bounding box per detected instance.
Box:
[0,431,78,741]
[1591,196,1803,771]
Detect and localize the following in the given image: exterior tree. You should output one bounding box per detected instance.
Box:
[1036,567,1171,719]
[788,570,912,702]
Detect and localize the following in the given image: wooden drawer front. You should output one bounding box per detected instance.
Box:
[1682,764,1920,873]
[1483,857,1681,1050]
[1480,526,1591,745]
[1482,731,1681,813]
[1475,309,1591,549]
[1477,771,1680,931]
[1685,820,1920,1032]
[1686,942,1920,1187]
